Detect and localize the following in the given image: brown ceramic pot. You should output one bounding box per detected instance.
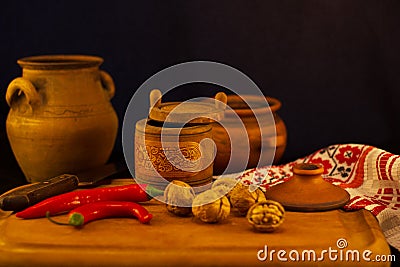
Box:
[212,94,287,175]
[6,55,118,183]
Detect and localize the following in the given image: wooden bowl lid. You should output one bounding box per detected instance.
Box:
[148,89,227,124]
[265,163,350,211]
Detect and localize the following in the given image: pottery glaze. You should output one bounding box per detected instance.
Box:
[6,55,118,183]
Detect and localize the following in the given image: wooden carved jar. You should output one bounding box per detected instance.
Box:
[6,55,118,183]
[134,89,227,189]
[212,94,287,175]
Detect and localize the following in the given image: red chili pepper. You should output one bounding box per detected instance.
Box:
[47,201,153,227]
[16,184,163,219]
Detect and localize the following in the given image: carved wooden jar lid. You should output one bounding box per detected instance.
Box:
[148,89,227,124]
[265,163,350,211]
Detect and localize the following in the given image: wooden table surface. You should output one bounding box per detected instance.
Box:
[0,180,392,267]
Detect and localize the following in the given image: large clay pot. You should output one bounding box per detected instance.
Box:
[212,94,287,175]
[6,55,118,183]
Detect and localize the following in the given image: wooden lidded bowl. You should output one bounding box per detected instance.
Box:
[134,89,227,189]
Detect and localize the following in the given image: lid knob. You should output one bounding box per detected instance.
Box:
[149,89,162,108]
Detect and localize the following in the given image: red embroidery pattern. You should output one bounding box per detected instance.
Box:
[335,145,362,166]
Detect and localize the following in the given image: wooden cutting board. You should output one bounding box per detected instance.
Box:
[0,181,391,267]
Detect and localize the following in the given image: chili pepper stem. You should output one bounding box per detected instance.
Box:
[46,211,70,226]
[46,211,84,227]
[146,185,164,199]
[69,213,85,226]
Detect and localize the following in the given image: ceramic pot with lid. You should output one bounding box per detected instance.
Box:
[134,89,227,189]
[265,163,350,211]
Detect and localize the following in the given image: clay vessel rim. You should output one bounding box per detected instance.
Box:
[225,95,281,117]
[292,163,324,176]
[17,54,103,70]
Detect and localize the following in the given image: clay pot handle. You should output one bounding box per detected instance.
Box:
[100,70,115,99]
[6,77,41,108]
[214,92,227,110]
[149,89,162,108]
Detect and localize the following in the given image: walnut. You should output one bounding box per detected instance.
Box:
[164,180,195,217]
[229,182,266,216]
[211,177,239,200]
[192,190,230,223]
[247,200,285,232]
